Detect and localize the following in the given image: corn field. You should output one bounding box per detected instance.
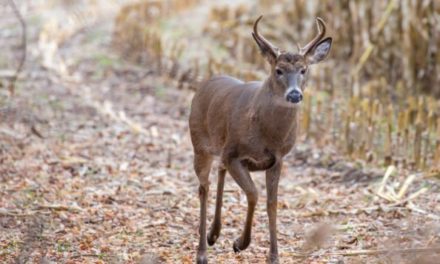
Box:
[112,0,440,172]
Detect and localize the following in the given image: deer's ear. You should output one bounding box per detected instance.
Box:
[307,37,332,64]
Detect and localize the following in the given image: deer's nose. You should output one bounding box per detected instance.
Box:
[286,90,303,103]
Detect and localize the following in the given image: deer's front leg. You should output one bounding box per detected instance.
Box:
[266,162,282,264]
[207,167,226,246]
[226,158,258,252]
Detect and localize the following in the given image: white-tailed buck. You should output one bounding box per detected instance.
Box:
[189,16,332,263]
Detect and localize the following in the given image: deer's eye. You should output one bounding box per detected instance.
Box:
[300,68,307,75]
[275,68,283,76]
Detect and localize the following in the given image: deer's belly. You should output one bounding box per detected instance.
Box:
[241,150,276,171]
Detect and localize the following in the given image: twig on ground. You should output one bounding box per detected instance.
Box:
[143,220,167,228]
[287,247,440,258]
[7,0,27,95]
[406,202,440,220]
[0,208,33,217]
[294,193,436,218]
[377,165,395,194]
[397,174,417,199]
[329,247,440,256]
[34,204,83,212]
[71,254,103,259]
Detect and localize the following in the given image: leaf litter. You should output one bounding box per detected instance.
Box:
[0,1,439,263]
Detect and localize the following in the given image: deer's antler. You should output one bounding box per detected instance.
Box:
[252,15,280,58]
[299,17,326,56]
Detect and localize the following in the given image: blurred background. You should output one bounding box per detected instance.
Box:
[0,0,439,263]
[4,0,438,170]
[111,0,440,171]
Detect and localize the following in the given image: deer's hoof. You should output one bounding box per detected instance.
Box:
[233,240,241,253]
[232,237,249,253]
[268,254,280,264]
[196,254,208,264]
[207,232,218,246]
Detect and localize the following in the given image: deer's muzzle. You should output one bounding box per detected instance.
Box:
[286,89,303,104]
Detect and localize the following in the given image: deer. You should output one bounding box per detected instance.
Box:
[189,15,332,264]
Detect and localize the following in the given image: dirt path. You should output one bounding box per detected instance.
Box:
[1,2,439,264]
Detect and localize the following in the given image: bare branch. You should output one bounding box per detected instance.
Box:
[7,0,27,95]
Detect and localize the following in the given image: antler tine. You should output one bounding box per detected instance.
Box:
[299,17,326,56]
[253,15,280,56]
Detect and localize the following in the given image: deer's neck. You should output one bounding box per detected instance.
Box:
[251,78,299,148]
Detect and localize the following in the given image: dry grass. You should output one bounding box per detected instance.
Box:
[112,0,440,172]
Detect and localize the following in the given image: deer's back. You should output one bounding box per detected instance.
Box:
[189,76,261,155]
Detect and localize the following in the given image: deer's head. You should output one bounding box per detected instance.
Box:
[252,16,332,104]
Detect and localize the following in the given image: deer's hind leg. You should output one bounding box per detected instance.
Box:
[207,166,226,246]
[225,157,258,252]
[194,151,214,264]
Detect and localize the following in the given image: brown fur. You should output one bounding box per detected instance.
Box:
[189,16,332,264]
